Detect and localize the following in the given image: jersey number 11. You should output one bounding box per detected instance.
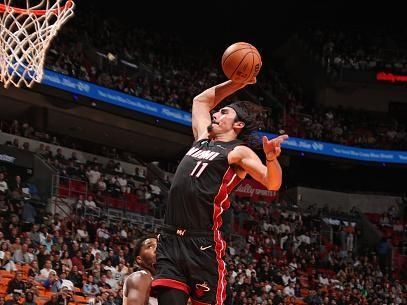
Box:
[190,161,208,178]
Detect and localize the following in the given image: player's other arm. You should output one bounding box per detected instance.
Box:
[228,135,289,190]
[123,272,152,305]
[192,80,246,141]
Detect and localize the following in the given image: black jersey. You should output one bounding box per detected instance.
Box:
[164,139,244,230]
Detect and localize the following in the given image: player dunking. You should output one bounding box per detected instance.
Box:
[152,76,288,305]
[123,236,158,305]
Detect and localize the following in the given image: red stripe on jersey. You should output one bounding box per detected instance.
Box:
[226,173,242,193]
[211,166,239,305]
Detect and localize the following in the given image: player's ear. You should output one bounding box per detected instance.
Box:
[135,255,142,265]
[233,121,245,134]
[234,121,245,128]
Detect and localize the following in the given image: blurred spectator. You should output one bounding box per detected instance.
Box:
[1,251,17,271]
[67,265,83,288]
[376,237,392,272]
[21,201,37,231]
[83,274,100,297]
[43,294,58,305]
[7,271,26,294]
[23,291,37,305]
[0,173,8,211]
[39,260,56,279]
[4,291,21,305]
[84,195,98,211]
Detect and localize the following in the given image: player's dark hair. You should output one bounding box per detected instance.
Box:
[134,234,157,256]
[228,100,264,147]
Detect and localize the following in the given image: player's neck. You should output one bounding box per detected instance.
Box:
[142,266,154,276]
[213,131,237,142]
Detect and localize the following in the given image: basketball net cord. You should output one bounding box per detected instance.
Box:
[0,0,74,88]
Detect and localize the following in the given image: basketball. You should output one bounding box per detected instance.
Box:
[221,42,262,83]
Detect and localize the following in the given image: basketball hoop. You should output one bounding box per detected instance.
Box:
[0,0,75,88]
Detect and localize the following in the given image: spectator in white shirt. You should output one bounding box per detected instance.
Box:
[0,173,8,210]
[114,162,123,173]
[84,195,98,210]
[117,175,129,193]
[282,271,290,286]
[0,173,8,194]
[319,273,330,286]
[279,221,291,234]
[1,251,17,271]
[149,179,161,198]
[105,270,118,291]
[87,166,101,190]
[96,177,107,192]
[76,223,89,242]
[40,260,56,279]
[283,282,295,297]
[115,259,128,282]
[96,223,110,240]
[91,242,101,258]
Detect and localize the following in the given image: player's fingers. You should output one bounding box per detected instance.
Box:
[262,136,268,147]
[275,135,288,145]
[276,135,289,143]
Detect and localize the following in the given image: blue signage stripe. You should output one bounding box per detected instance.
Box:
[42,69,192,126]
[41,69,407,164]
[257,132,407,164]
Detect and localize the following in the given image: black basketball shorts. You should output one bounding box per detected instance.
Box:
[152,228,229,305]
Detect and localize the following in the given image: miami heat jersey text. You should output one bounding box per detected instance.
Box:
[165,139,244,230]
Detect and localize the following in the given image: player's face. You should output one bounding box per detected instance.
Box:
[208,107,240,136]
[139,238,157,271]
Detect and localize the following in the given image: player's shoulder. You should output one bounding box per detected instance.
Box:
[125,270,152,287]
[231,144,254,155]
[228,144,255,164]
[127,270,151,278]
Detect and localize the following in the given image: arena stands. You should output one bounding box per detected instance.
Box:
[300,26,407,75]
[41,7,407,150]
[0,3,406,305]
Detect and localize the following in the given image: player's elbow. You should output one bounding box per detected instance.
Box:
[266,180,281,191]
[193,94,205,104]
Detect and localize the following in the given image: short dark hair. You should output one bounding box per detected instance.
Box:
[228,101,264,145]
[134,234,157,256]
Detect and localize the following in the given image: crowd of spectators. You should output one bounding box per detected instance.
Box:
[228,195,407,304]
[0,173,405,305]
[40,6,407,150]
[0,119,143,166]
[1,10,407,304]
[0,118,167,218]
[366,204,407,257]
[300,26,407,75]
[0,117,406,304]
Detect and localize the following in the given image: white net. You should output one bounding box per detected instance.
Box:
[0,0,75,88]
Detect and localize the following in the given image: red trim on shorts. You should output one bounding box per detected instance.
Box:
[151,278,190,295]
[212,167,237,305]
[191,299,211,305]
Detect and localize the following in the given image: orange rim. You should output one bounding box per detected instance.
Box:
[0,0,73,15]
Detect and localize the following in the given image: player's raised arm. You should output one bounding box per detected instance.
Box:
[192,80,247,141]
[123,272,152,305]
[228,134,289,190]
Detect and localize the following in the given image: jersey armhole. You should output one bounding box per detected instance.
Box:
[192,138,209,146]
